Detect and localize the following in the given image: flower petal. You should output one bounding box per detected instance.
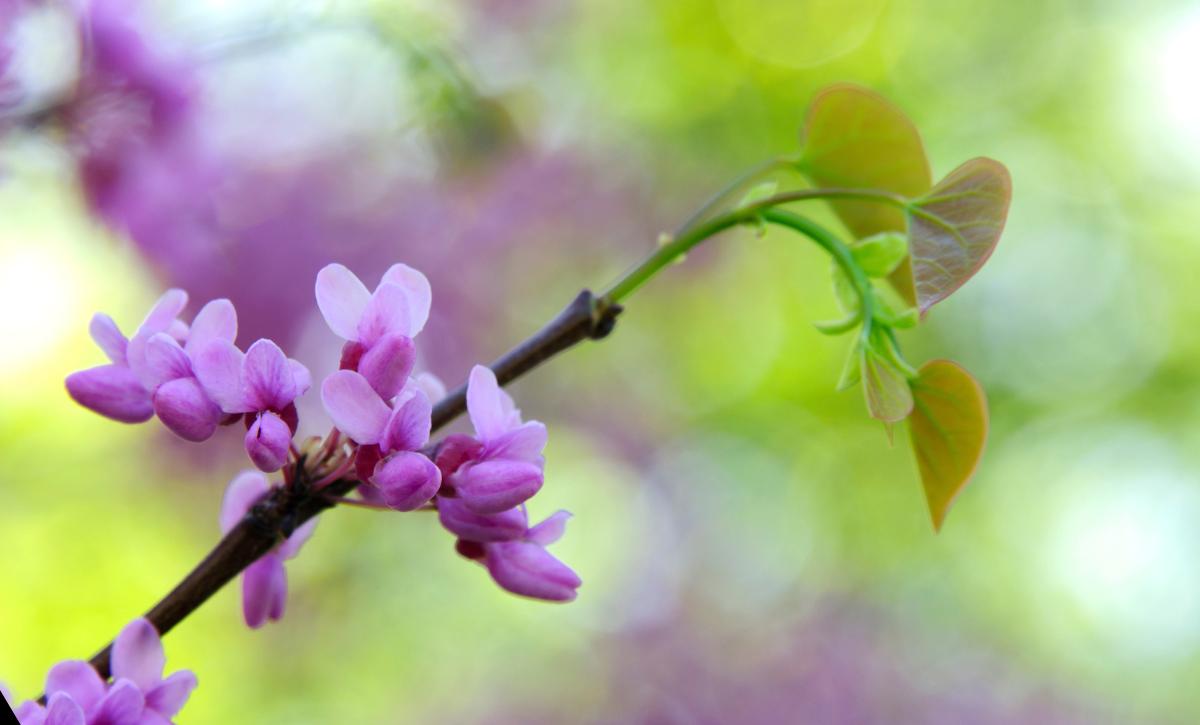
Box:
[371,452,441,511]
[437,498,528,543]
[320,370,389,444]
[526,510,572,547]
[315,264,370,341]
[241,339,296,411]
[242,554,286,629]
[92,679,145,725]
[15,699,47,725]
[111,618,164,691]
[244,411,291,472]
[278,518,317,560]
[454,459,544,514]
[466,365,519,441]
[43,693,84,725]
[192,340,248,413]
[289,359,311,397]
[142,333,192,390]
[44,661,104,712]
[144,670,197,719]
[485,421,547,462]
[355,283,411,347]
[137,289,188,337]
[89,313,128,365]
[357,333,414,400]
[220,471,270,533]
[485,541,581,602]
[413,372,446,403]
[380,386,432,454]
[152,377,221,442]
[65,365,154,423]
[379,263,431,336]
[184,298,237,355]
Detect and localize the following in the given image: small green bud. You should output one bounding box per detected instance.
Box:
[851,232,908,278]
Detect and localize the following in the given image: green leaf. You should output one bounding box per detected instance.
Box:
[861,347,913,423]
[796,83,932,304]
[836,339,864,391]
[851,231,908,278]
[906,158,1012,316]
[737,180,780,209]
[813,311,861,336]
[908,360,988,531]
[831,264,859,313]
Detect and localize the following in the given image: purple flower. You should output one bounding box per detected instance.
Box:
[220,471,316,628]
[193,339,311,472]
[321,372,440,511]
[9,617,196,725]
[446,507,580,602]
[438,365,547,514]
[65,291,238,442]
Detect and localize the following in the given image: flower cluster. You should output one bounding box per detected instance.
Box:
[64,261,581,640]
[6,619,196,725]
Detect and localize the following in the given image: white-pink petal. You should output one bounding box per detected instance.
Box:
[278,518,317,560]
[220,471,270,533]
[356,283,411,346]
[242,339,296,411]
[192,340,248,413]
[486,421,547,462]
[111,618,164,692]
[143,333,192,390]
[320,370,390,445]
[315,264,371,341]
[467,365,520,441]
[89,313,128,365]
[138,289,188,337]
[526,510,571,546]
[380,263,432,336]
[184,298,237,355]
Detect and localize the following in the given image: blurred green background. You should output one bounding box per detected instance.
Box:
[3,0,1200,721]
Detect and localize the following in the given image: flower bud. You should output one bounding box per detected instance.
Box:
[371,452,441,511]
[485,541,581,602]
[357,333,415,400]
[454,459,543,514]
[244,411,292,472]
[152,377,221,441]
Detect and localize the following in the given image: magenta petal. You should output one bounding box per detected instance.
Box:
[242,554,286,629]
[371,452,441,511]
[43,693,84,725]
[89,313,128,364]
[455,459,544,514]
[380,387,432,454]
[486,421,547,462]
[142,333,192,390]
[526,510,571,546]
[466,365,519,441]
[315,264,371,341]
[437,498,528,543]
[320,370,389,444]
[278,517,317,560]
[355,283,410,347]
[241,339,296,411]
[65,365,153,423]
[184,298,237,355]
[357,333,415,400]
[145,670,197,718]
[379,263,432,336]
[45,661,104,713]
[192,340,247,413]
[220,471,270,533]
[92,679,144,725]
[485,541,581,602]
[244,412,291,472]
[152,377,221,442]
[111,618,164,691]
[433,434,485,479]
[15,700,47,725]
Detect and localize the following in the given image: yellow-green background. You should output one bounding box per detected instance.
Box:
[3,0,1200,721]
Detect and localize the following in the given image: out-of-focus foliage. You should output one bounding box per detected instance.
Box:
[3,0,1200,722]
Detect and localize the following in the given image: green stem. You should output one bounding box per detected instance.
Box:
[672,156,796,235]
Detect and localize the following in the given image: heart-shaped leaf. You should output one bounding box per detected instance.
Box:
[906,158,1011,315]
[861,347,913,424]
[797,83,932,303]
[908,359,988,531]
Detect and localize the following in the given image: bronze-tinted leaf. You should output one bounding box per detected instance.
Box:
[861,348,913,423]
[908,360,988,531]
[797,83,932,303]
[906,158,1012,315]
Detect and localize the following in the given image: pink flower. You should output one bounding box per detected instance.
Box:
[445,507,580,602]
[219,472,316,628]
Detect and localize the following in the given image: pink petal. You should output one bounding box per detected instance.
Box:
[485,541,581,602]
[111,618,164,691]
[65,365,154,423]
[15,699,47,725]
[455,459,544,514]
[242,339,296,411]
[142,333,192,390]
[184,298,237,355]
[145,671,197,719]
[89,313,128,365]
[380,386,432,454]
[289,359,311,397]
[371,452,441,511]
[466,365,519,441]
[43,693,84,725]
[315,264,371,340]
[379,263,432,336]
[413,372,446,403]
[242,555,287,629]
[244,411,291,472]
[137,289,188,337]
[357,333,414,400]
[526,510,571,546]
[44,661,104,712]
[437,498,528,543]
[485,421,547,462]
[355,283,411,347]
[152,377,221,442]
[92,679,144,724]
[320,370,389,444]
[192,340,248,413]
[278,518,317,560]
[220,471,270,533]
